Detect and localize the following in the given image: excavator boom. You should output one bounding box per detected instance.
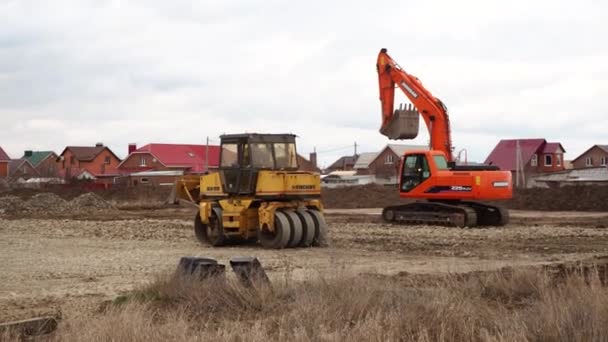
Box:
[377,48,453,160]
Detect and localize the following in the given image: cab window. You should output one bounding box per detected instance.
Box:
[275,142,298,169]
[401,154,431,192]
[251,143,274,168]
[432,155,449,170]
[220,143,238,167]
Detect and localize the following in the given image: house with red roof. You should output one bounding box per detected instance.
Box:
[57,143,122,185]
[0,146,10,178]
[117,143,220,186]
[484,139,566,176]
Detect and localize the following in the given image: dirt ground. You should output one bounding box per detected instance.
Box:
[2,207,608,323]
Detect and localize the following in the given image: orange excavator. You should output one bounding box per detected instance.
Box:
[377,48,512,227]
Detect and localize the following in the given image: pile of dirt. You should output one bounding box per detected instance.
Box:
[70,193,114,210]
[322,184,608,211]
[506,186,608,211]
[0,195,26,214]
[27,193,71,212]
[322,184,411,209]
[0,192,115,215]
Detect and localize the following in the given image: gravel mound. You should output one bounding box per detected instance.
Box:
[0,192,114,215]
[70,193,114,210]
[0,195,27,214]
[27,193,70,212]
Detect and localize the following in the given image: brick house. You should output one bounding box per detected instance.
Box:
[571,145,608,169]
[485,139,566,175]
[22,151,60,178]
[297,152,320,173]
[353,152,379,175]
[57,143,121,185]
[368,144,428,184]
[0,146,9,178]
[7,159,39,180]
[326,155,358,172]
[118,143,221,174]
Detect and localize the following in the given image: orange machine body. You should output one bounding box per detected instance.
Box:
[398,150,513,201]
[376,49,513,202]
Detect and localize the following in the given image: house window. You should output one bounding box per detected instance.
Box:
[556,154,562,167]
[140,156,147,167]
[104,156,111,165]
[544,154,552,167]
[530,154,538,167]
[140,177,149,184]
[70,156,75,165]
[601,157,607,166]
[385,154,395,164]
[586,157,593,167]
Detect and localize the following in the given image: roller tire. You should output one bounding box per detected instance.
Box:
[284,210,304,248]
[194,212,208,244]
[258,211,292,249]
[295,209,315,247]
[308,209,329,247]
[206,210,226,247]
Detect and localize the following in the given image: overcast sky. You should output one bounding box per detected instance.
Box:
[1,0,606,167]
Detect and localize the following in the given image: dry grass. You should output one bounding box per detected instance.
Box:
[52,267,608,342]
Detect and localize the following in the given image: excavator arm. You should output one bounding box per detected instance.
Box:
[377,48,453,161]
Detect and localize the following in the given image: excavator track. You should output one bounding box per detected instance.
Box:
[382,201,508,228]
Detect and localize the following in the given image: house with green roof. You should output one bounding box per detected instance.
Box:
[22,150,60,178]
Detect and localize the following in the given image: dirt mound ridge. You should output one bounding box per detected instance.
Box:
[0,192,114,215]
[70,193,114,210]
[322,184,608,211]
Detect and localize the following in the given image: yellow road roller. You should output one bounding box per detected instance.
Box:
[175,133,327,249]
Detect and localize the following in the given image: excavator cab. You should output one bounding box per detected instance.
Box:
[219,133,298,195]
[400,153,431,192]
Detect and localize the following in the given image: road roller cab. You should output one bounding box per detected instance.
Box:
[175,133,327,249]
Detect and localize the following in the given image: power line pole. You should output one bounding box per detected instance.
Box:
[354,141,358,156]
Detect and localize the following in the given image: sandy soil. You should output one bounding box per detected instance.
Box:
[2,208,608,322]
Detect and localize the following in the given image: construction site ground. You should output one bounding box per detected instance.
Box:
[2,204,608,323]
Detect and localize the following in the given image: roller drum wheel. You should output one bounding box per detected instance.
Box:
[307,209,329,247]
[295,209,315,247]
[206,211,226,247]
[258,211,292,249]
[284,210,304,248]
[194,212,208,244]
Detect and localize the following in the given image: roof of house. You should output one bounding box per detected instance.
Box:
[571,144,608,163]
[0,146,10,161]
[121,144,221,172]
[22,151,57,166]
[484,139,547,171]
[353,152,379,169]
[59,145,120,162]
[327,155,357,170]
[542,142,566,154]
[296,154,320,172]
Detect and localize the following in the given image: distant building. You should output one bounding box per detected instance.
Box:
[118,143,220,175]
[0,146,10,178]
[326,155,358,173]
[485,139,566,173]
[353,152,379,175]
[57,143,122,185]
[571,145,608,169]
[297,152,320,173]
[22,151,60,177]
[368,144,428,184]
[7,159,38,180]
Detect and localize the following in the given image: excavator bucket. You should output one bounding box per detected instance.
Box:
[380,103,419,140]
